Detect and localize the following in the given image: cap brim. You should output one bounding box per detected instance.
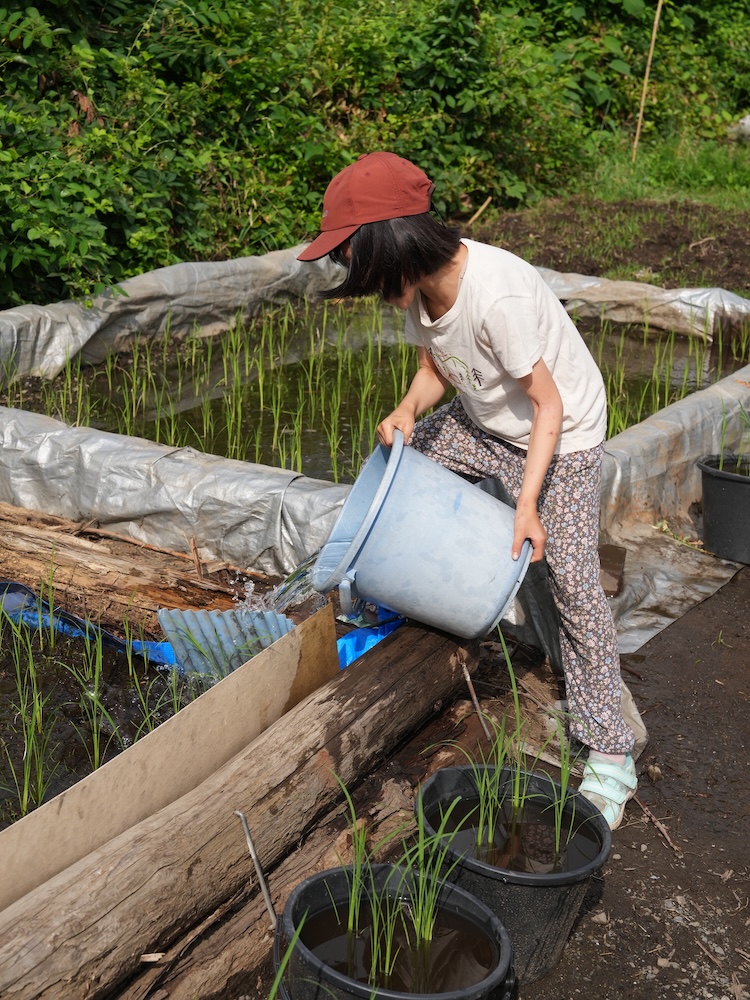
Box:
[296,224,361,261]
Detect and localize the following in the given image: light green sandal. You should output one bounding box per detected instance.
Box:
[578,754,638,831]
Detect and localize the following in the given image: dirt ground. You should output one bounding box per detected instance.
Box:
[522,565,750,1000]
[476,196,750,298]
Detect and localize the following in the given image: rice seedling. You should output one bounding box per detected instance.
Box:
[326,771,467,992]
[224,376,248,462]
[119,621,188,739]
[398,795,463,950]
[327,773,407,981]
[541,716,586,858]
[333,775,373,962]
[0,612,60,818]
[718,402,750,473]
[449,714,510,855]
[11,296,740,487]
[64,626,124,770]
[287,395,305,473]
[29,566,57,653]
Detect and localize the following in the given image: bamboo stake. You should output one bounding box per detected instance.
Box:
[632,0,664,166]
[467,196,492,227]
[462,662,491,740]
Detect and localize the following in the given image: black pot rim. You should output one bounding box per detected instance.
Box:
[697,454,750,482]
[278,862,513,999]
[416,765,612,888]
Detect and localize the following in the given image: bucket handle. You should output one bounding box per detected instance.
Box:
[338,574,365,619]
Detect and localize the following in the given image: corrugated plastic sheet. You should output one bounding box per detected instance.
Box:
[157,606,295,677]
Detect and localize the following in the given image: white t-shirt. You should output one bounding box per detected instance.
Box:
[403,239,606,454]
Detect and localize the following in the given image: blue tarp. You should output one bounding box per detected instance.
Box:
[0,580,176,666]
[336,609,405,669]
[0,581,402,673]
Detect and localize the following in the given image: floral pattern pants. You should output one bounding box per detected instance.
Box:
[409,396,634,754]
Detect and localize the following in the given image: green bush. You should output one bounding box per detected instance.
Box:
[0,0,747,307]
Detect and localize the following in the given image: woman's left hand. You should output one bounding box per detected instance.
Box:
[513,503,547,563]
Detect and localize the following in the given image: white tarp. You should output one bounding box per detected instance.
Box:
[0,247,342,380]
[1,246,749,382]
[538,267,750,338]
[602,367,750,651]
[0,410,348,576]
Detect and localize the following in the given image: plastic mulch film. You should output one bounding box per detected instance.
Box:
[0,407,348,577]
[0,246,343,381]
[537,267,750,339]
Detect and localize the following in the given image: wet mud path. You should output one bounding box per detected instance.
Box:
[531,565,750,1000]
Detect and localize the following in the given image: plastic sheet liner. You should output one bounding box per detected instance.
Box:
[0,407,348,576]
[537,267,750,339]
[0,580,174,665]
[2,247,749,382]
[0,246,343,381]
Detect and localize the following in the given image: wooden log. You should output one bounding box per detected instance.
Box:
[117,703,483,1000]
[0,624,478,1000]
[0,501,258,635]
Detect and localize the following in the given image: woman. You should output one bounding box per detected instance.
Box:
[298,151,638,829]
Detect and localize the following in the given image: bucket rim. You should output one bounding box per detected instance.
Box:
[484,540,533,635]
[697,454,750,482]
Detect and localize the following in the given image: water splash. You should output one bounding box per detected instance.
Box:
[232,551,325,616]
[268,551,324,613]
[235,577,271,612]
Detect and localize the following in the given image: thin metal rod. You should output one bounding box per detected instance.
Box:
[462,663,491,741]
[235,810,277,929]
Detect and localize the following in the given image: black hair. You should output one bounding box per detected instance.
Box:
[322,213,463,301]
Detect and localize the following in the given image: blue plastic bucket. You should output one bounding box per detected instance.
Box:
[311,430,532,639]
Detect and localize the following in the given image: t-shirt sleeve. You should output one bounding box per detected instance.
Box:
[481,293,543,379]
[403,304,421,345]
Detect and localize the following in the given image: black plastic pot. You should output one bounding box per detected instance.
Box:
[416,766,611,985]
[275,863,515,999]
[697,455,750,564]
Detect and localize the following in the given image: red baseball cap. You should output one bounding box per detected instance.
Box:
[297,152,434,261]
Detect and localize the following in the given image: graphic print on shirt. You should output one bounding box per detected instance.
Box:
[429,346,484,391]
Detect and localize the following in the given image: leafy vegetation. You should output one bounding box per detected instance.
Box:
[1,0,748,307]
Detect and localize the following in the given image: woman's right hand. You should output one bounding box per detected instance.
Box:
[377,346,449,446]
[377,408,415,446]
